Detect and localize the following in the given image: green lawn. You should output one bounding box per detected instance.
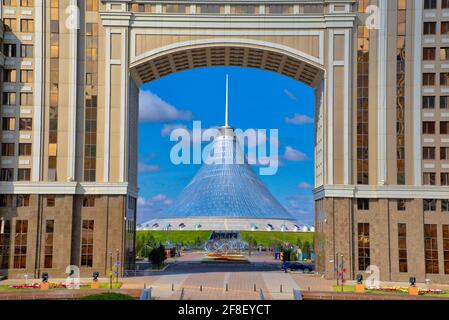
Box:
[240,231,313,247]
[137,230,313,247]
[79,293,135,300]
[137,230,212,246]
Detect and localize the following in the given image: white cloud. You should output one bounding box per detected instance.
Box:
[283,89,298,101]
[285,113,314,125]
[285,194,315,226]
[284,146,308,162]
[138,162,161,173]
[139,90,192,123]
[137,194,173,223]
[298,182,313,190]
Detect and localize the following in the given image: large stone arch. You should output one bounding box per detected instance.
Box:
[129,38,325,88]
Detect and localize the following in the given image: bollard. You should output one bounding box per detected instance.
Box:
[226,283,229,291]
[259,288,265,300]
[172,283,174,291]
[254,284,257,292]
[179,288,185,300]
[280,284,283,293]
[200,285,203,292]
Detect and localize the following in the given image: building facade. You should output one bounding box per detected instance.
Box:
[0,0,448,282]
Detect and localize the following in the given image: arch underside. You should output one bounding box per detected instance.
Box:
[131,44,324,88]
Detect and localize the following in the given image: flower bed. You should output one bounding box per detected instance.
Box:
[367,286,446,295]
[9,282,92,290]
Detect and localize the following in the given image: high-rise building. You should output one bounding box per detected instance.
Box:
[0,1,448,282]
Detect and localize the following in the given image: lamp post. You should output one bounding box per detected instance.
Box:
[109,252,113,291]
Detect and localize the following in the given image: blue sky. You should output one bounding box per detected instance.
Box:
[137,66,315,225]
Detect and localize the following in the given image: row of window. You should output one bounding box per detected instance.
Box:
[128,3,323,15]
[3,69,34,83]
[423,95,449,109]
[423,146,449,159]
[424,0,449,10]
[423,172,449,186]
[2,117,32,131]
[422,121,449,134]
[3,43,34,58]
[422,72,449,86]
[3,18,34,33]
[0,219,94,270]
[356,198,449,212]
[1,143,32,156]
[2,92,33,106]
[0,168,30,181]
[3,0,33,6]
[0,195,97,208]
[358,222,449,275]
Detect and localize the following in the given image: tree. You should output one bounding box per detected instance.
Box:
[136,233,157,258]
[148,244,167,267]
[302,241,311,260]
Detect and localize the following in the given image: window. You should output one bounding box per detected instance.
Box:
[444,0,449,9]
[425,224,439,274]
[2,118,16,131]
[441,73,449,86]
[441,47,449,61]
[3,18,17,32]
[424,0,437,9]
[44,220,54,268]
[81,220,94,267]
[232,5,257,15]
[16,195,30,207]
[0,220,11,269]
[86,0,98,11]
[0,195,14,207]
[358,223,370,271]
[3,44,17,57]
[199,5,221,14]
[164,4,187,13]
[423,73,436,86]
[442,22,449,35]
[423,121,436,134]
[423,147,436,160]
[19,118,32,131]
[444,226,449,274]
[21,0,33,7]
[442,200,449,212]
[1,143,15,156]
[20,93,33,106]
[423,96,435,109]
[20,70,33,83]
[424,199,437,211]
[441,147,449,160]
[441,121,449,134]
[82,195,96,207]
[423,173,436,185]
[397,199,406,211]
[4,69,17,82]
[20,19,34,33]
[46,196,55,207]
[423,47,436,60]
[398,223,408,273]
[441,173,449,186]
[357,24,370,185]
[3,92,17,105]
[441,96,449,109]
[267,5,292,15]
[17,169,30,181]
[0,169,14,182]
[4,0,17,5]
[20,44,33,58]
[424,22,436,35]
[18,143,32,156]
[13,220,28,269]
[357,198,370,211]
